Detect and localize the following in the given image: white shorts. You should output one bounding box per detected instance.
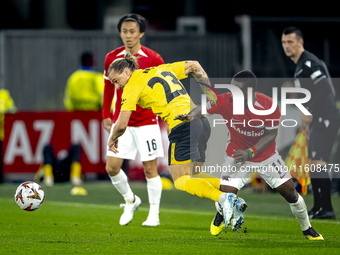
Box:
[107,124,164,162]
[219,152,292,190]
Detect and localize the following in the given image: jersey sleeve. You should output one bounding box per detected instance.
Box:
[264,104,281,130]
[165,61,188,80]
[102,54,115,119]
[299,59,334,115]
[120,82,143,112]
[300,59,327,84]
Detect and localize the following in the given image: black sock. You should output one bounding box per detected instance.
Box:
[310,165,333,212]
[320,178,333,211]
[310,177,322,211]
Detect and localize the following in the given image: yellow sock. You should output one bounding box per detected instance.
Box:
[174,175,222,202]
[174,175,190,191]
[44,164,53,178]
[193,173,220,189]
[70,162,82,178]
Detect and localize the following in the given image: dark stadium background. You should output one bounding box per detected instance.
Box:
[1,0,340,93]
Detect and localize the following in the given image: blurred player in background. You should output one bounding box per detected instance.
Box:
[0,75,17,183]
[64,52,104,111]
[282,27,340,219]
[34,144,86,196]
[103,14,164,226]
[34,52,103,194]
[204,70,323,240]
[0,75,17,114]
[107,53,236,232]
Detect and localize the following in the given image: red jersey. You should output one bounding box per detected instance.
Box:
[207,92,281,162]
[103,45,164,126]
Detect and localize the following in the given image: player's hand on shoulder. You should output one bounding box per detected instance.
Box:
[174,114,192,122]
[103,118,113,133]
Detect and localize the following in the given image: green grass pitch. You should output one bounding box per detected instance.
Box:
[1,182,340,254]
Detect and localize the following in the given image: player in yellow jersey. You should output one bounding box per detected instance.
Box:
[106,52,238,227]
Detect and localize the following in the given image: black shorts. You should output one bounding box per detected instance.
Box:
[168,117,211,165]
[308,112,340,162]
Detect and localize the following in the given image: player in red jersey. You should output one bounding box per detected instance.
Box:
[103,14,164,227]
[201,70,322,240]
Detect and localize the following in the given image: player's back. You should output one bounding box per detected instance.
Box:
[65,69,103,110]
[121,62,194,131]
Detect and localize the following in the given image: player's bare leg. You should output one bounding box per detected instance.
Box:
[142,158,162,226]
[276,179,323,240]
[170,163,190,180]
[220,185,238,195]
[276,179,298,203]
[106,156,141,226]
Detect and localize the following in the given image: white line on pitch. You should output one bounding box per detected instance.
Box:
[45,200,340,225]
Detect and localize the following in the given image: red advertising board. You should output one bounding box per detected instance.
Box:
[2,111,169,178]
[3,111,108,174]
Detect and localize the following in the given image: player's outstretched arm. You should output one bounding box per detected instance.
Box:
[184,61,215,101]
[174,106,202,122]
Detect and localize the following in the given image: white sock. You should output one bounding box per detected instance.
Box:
[146,175,162,215]
[289,194,311,231]
[109,169,134,204]
[218,193,227,204]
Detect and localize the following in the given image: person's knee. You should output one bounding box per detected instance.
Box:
[105,157,124,176]
[277,179,298,203]
[105,163,121,176]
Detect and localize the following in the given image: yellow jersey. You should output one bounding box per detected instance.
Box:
[64,69,104,111]
[0,89,17,113]
[121,61,196,131]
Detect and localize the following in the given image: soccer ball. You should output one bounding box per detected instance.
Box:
[14,181,45,211]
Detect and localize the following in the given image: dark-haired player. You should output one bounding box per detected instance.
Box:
[205,70,323,240]
[282,27,340,220]
[103,14,164,227]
